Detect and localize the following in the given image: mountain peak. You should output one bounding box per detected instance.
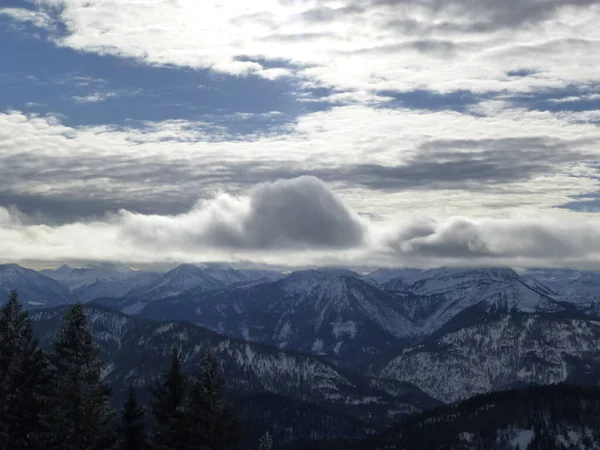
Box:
[56,264,73,273]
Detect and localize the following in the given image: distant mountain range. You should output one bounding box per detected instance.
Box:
[5,262,600,416]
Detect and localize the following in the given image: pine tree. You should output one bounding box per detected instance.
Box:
[118,385,148,450]
[149,348,188,450]
[258,431,274,450]
[47,303,115,450]
[185,350,243,450]
[0,291,51,450]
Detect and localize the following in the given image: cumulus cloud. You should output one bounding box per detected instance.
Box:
[3,177,600,268]
[0,177,368,265]
[386,215,600,267]
[118,176,366,251]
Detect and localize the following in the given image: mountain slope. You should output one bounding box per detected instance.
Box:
[125,263,228,300]
[384,268,564,333]
[29,305,439,426]
[321,384,600,450]
[374,307,600,403]
[0,264,73,308]
[134,270,416,365]
[41,264,162,301]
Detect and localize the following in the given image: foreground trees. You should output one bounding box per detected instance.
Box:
[47,303,115,450]
[0,292,244,450]
[150,348,242,450]
[0,291,51,449]
[119,385,148,450]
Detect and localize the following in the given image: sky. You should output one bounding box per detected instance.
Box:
[1,0,600,269]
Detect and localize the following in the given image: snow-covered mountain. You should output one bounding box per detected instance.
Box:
[383,267,564,333]
[523,268,600,310]
[41,264,161,301]
[0,264,73,308]
[134,269,416,365]
[201,266,282,285]
[366,268,422,286]
[124,263,282,301]
[374,307,600,403]
[122,263,227,300]
[40,264,133,290]
[29,305,439,427]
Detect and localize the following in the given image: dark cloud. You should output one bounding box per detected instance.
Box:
[299,5,366,23]
[349,39,463,57]
[372,0,600,31]
[296,0,600,36]
[263,32,335,43]
[310,137,592,191]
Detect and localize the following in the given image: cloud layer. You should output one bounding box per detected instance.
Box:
[18,0,600,97]
[1,102,598,223]
[3,176,600,268]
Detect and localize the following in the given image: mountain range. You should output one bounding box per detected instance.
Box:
[29,304,439,445]
[4,261,600,438]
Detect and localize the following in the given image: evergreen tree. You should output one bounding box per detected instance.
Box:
[47,303,115,450]
[118,385,148,450]
[0,291,51,450]
[185,350,243,450]
[258,431,274,450]
[149,348,188,450]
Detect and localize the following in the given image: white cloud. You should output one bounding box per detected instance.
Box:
[71,92,117,103]
[3,177,600,268]
[1,102,599,222]
[0,7,54,29]
[20,0,600,95]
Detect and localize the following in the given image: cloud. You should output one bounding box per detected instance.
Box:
[14,0,600,96]
[1,103,599,224]
[4,177,600,268]
[0,7,54,29]
[71,92,117,103]
[0,177,367,265]
[386,215,600,267]
[118,176,367,251]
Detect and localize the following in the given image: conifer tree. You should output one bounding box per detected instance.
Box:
[47,303,115,450]
[149,348,188,450]
[185,349,243,450]
[258,431,274,450]
[118,384,148,450]
[0,291,51,450]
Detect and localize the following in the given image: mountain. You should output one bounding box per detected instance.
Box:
[373,305,600,403]
[121,263,228,300]
[130,269,416,365]
[201,266,283,285]
[41,264,161,301]
[315,384,600,450]
[124,263,281,301]
[383,267,564,333]
[0,264,73,308]
[366,268,422,286]
[72,271,161,302]
[523,268,600,312]
[29,305,439,431]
